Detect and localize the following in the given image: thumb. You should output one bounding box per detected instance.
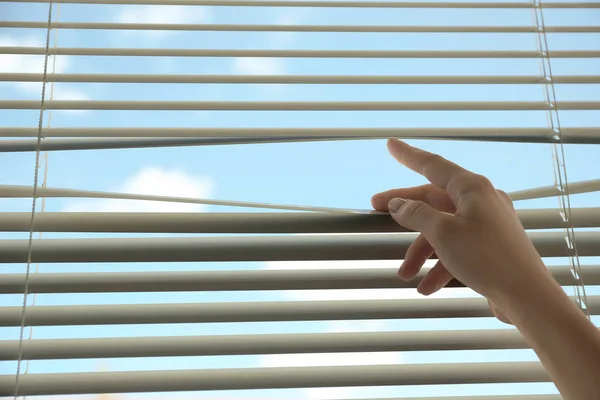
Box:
[388,198,448,237]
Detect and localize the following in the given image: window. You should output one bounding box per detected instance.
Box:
[0,0,599,399]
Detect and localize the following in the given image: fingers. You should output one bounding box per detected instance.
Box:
[386,139,494,201]
[417,260,455,296]
[371,184,455,213]
[387,138,469,189]
[398,234,435,281]
[388,197,453,241]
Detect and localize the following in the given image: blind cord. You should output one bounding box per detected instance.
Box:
[23,3,60,380]
[533,0,590,318]
[14,1,54,398]
[23,6,60,383]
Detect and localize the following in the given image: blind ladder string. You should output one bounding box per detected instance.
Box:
[13,1,54,398]
[533,0,589,317]
[24,5,60,384]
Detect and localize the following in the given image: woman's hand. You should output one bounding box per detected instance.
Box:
[372,139,600,400]
[371,139,556,321]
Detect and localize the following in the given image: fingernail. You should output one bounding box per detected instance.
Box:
[388,198,406,214]
[397,266,409,281]
[417,284,432,296]
[419,283,443,296]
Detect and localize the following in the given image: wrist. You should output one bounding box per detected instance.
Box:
[494,271,580,329]
[492,269,600,400]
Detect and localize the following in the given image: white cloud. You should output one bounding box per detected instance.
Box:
[50,87,91,101]
[269,9,313,49]
[233,57,285,75]
[265,259,477,301]
[63,167,213,213]
[0,35,50,70]
[276,14,300,26]
[0,34,89,102]
[231,57,287,94]
[229,10,315,78]
[115,5,212,38]
[0,35,70,74]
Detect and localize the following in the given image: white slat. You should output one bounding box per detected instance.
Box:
[2,100,600,111]
[5,73,600,84]
[2,21,599,33]
[2,296,599,327]
[0,265,597,294]
[0,362,551,396]
[510,179,600,201]
[0,330,531,360]
[0,127,561,138]
[1,208,599,233]
[2,0,599,8]
[1,232,599,263]
[3,47,599,58]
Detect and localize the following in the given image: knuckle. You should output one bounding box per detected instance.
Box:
[497,189,512,202]
[401,200,428,219]
[467,174,495,194]
[394,200,428,223]
[495,189,515,210]
[496,189,508,198]
[421,153,444,175]
[426,153,444,164]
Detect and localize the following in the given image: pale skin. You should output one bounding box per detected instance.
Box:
[372,138,600,400]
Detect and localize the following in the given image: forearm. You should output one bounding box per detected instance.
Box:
[502,276,600,400]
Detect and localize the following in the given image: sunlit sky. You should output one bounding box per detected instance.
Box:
[0,0,599,399]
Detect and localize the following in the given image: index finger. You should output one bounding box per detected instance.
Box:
[387,138,474,192]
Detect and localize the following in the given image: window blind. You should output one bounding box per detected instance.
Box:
[0,0,599,399]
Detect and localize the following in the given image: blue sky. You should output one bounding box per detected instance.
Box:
[0,1,599,399]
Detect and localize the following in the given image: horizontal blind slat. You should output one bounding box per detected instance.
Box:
[1,208,599,233]
[0,137,373,152]
[3,73,600,84]
[4,132,600,152]
[3,180,599,214]
[2,0,599,8]
[0,127,563,138]
[0,362,550,396]
[0,265,597,294]
[0,184,368,214]
[510,179,600,201]
[3,47,599,58]
[3,100,600,110]
[0,330,532,360]
[4,21,599,33]
[0,232,598,263]
[1,128,598,147]
[1,297,599,326]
